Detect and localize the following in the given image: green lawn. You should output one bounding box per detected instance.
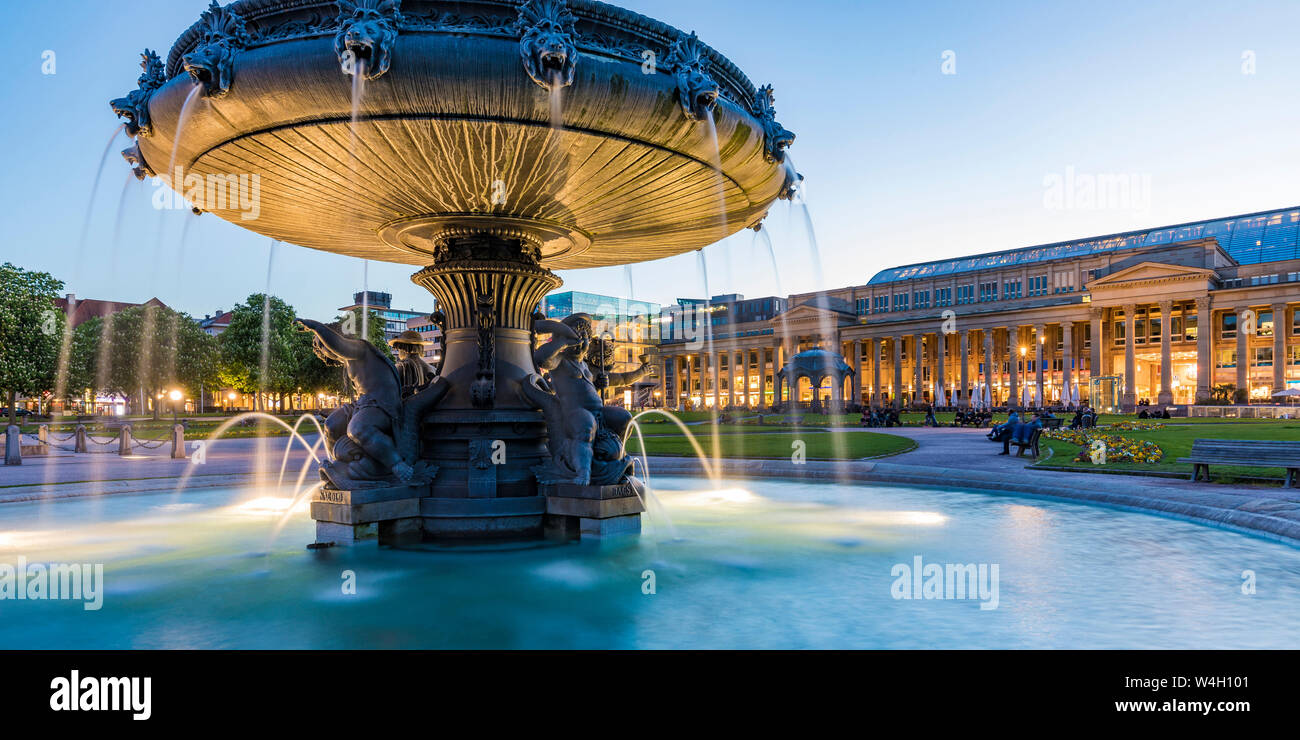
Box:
[1035,420,1300,482]
[17,416,309,441]
[625,428,914,460]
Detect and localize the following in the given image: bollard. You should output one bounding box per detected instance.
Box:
[38,424,49,445]
[170,424,187,459]
[4,425,20,466]
[118,424,132,456]
[74,424,87,453]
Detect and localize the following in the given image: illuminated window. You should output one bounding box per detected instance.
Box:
[1258,311,1274,337]
[1221,313,1237,340]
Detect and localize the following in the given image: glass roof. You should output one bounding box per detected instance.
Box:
[866,207,1300,285]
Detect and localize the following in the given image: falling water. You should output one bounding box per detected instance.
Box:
[260,240,280,412]
[361,260,370,341]
[548,71,565,130]
[166,84,204,187]
[76,124,125,264]
[53,125,127,418]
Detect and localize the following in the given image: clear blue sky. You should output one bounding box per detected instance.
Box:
[4,0,1299,320]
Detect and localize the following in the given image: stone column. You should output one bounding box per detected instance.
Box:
[960,329,971,407]
[1034,323,1045,406]
[708,352,720,409]
[1273,303,1288,394]
[936,331,947,406]
[913,333,925,404]
[1236,307,1250,401]
[1007,327,1019,408]
[683,355,694,409]
[1195,298,1212,402]
[1061,321,1074,405]
[1122,304,1137,411]
[1089,309,1104,389]
[982,329,994,405]
[1158,300,1174,405]
[871,338,883,407]
[892,336,903,409]
[849,341,861,406]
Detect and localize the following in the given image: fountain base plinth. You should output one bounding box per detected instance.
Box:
[542,480,645,541]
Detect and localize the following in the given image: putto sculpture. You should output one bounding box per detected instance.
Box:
[109,50,167,138]
[117,0,796,545]
[182,0,250,98]
[298,318,446,490]
[334,0,404,80]
[524,314,655,486]
[665,32,720,122]
[516,0,579,91]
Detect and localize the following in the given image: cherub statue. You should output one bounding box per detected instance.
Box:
[298,318,447,489]
[521,313,656,485]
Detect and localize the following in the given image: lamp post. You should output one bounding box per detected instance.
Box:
[168,389,183,424]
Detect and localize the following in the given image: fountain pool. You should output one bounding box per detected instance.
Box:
[2,477,1297,649]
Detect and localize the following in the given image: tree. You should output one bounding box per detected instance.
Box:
[217,294,301,412]
[68,304,219,418]
[0,263,64,425]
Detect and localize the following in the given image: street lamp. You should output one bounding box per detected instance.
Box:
[168,389,183,424]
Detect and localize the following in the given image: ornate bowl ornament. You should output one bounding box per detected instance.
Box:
[121,142,155,181]
[516,0,579,91]
[181,1,250,97]
[334,0,403,81]
[109,50,167,138]
[755,84,795,164]
[665,32,720,122]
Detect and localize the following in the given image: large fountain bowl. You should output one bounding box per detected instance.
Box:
[129,0,794,269]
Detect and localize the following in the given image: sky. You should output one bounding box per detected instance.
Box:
[4,0,1300,320]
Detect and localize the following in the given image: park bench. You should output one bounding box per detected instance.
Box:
[1041,417,1064,430]
[1011,427,1043,459]
[1176,440,1300,486]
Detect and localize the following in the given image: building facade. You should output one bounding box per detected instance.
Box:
[651,207,1300,412]
[542,291,662,406]
[338,290,429,343]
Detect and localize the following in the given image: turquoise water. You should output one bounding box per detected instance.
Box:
[1,477,1298,649]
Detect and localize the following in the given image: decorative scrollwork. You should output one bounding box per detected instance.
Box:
[665,32,720,122]
[470,294,496,409]
[516,0,579,92]
[182,1,250,98]
[334,0,403,81]
[754,84,795,164]
[109,50,167,138]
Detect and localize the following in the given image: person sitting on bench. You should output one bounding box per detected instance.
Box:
[998,414,1042,455]
[988,410,1019,441]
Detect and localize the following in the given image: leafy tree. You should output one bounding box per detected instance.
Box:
[0,263,64,424]
[69,304,219,418]
[217,294,301,412]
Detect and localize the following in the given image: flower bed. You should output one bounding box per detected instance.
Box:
[1042,428,1164,464]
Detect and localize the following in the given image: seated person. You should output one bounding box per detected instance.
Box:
[998,414,1043,455]
[988,410,1020,441]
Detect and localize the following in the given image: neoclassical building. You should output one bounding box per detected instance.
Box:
[653,206,1300,412]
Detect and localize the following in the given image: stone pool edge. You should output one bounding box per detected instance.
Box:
[643,457,1300,548]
